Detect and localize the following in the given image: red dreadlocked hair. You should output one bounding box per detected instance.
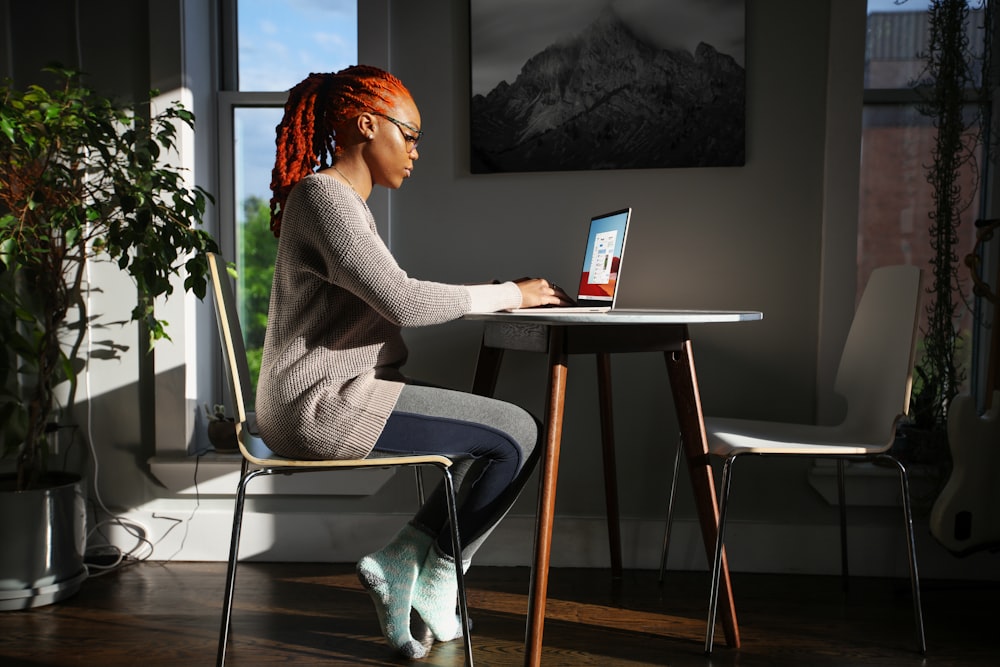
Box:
[268,64,411,237]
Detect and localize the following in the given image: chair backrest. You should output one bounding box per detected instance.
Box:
[834,264,922,443]
[207,252,254,428]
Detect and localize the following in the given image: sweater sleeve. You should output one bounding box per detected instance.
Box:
[466,281,523,312]
[286,176,470,327]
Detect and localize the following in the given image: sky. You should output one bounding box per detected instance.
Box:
[867,0,933,13]
[234,0,357,203]
[237,0,357,91]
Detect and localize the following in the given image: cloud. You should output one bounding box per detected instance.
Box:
[238,0,357,90]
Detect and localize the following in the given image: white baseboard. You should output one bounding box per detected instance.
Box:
[96,502,1000,581]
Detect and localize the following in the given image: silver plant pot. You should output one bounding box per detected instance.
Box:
[0,472,87,610]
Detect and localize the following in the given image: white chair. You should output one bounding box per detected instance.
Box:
[207,253,473,666]
[659,264,926,655]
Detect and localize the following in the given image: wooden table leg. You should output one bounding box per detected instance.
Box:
[663,340,741,649]
[524,328,568,667]
[596,352,623,578]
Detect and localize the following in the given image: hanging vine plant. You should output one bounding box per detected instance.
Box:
[910,0,993,439]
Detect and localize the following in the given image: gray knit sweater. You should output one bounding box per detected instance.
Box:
[255,174,522,459]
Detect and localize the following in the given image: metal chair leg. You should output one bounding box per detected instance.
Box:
[880,455,926,654]
[217,460,257,667]
[414,467,426,506]
[705,455,736,655]
[219,462,474,665]
[441,465,474,665]
[659,435,683,581]
[837,459,849,591]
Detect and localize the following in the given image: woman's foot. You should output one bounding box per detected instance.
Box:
[356,524,433,658]
[412,547,470,642]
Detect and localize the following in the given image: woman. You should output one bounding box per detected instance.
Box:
[256,65,572,659]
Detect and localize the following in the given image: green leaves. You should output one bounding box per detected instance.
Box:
[0,66,219,487]
[0,116,14,142]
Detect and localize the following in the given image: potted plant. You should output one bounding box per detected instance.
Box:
[204,403,239,453]
[0,66,218,608]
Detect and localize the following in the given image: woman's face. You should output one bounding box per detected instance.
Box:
[367,94,421,190]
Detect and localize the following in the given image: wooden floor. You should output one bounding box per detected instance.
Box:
[1,561,994,666]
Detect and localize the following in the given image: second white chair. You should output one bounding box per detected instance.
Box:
[659,264,926,655]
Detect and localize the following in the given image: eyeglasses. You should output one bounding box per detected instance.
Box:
[370,111,422,150]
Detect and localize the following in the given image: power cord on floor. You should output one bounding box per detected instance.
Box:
[79,266,205,576]
[81,429,209,576]
[151,448,206,563]
[81,410,155,577]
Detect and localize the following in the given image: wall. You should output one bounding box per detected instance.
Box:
[390,0,831,526]
[2,0,997,579]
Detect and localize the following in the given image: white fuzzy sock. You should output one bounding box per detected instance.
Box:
[412,546,470,642]
[357,523,433,658]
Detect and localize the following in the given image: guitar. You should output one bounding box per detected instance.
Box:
[930,218,1000,555]
[932,390,1000,554]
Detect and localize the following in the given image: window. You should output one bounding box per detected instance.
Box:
[219,0,358,397]
[859,0,990,396]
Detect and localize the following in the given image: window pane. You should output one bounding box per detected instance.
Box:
[857,103,978,371]
[234,106,284,396]
[866,1,987,89]
[865,0,932,88]
[237,0,358,92]
[230,2,358,396]
[858,105,979,285]
[861,0,986,388]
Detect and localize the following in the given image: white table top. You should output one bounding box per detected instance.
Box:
[464,308,763,325]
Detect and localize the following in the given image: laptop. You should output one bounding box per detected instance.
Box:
[512,208,632,313]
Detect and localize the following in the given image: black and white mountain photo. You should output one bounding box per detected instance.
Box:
[470,0,746,173]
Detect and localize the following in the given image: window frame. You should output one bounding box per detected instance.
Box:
[215,90,288,265]
[215,0,390,265]
[152,0,389,490]
[214,0,389,403]
[860,6,999,407]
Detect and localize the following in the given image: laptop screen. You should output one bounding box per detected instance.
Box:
[575,208,632,307]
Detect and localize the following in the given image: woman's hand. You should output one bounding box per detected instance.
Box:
[514,278,575,308]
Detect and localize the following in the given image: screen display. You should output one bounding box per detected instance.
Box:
[576,210,629,301]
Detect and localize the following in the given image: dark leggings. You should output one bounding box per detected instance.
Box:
[370,383,540,560]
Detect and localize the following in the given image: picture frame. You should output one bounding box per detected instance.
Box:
[469,0,746,173]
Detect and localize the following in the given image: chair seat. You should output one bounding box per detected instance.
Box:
[706,416,897,457]
[239,428,455,469]
[240,412,456,468]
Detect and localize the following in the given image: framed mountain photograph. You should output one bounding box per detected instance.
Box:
[469,0,746,173]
